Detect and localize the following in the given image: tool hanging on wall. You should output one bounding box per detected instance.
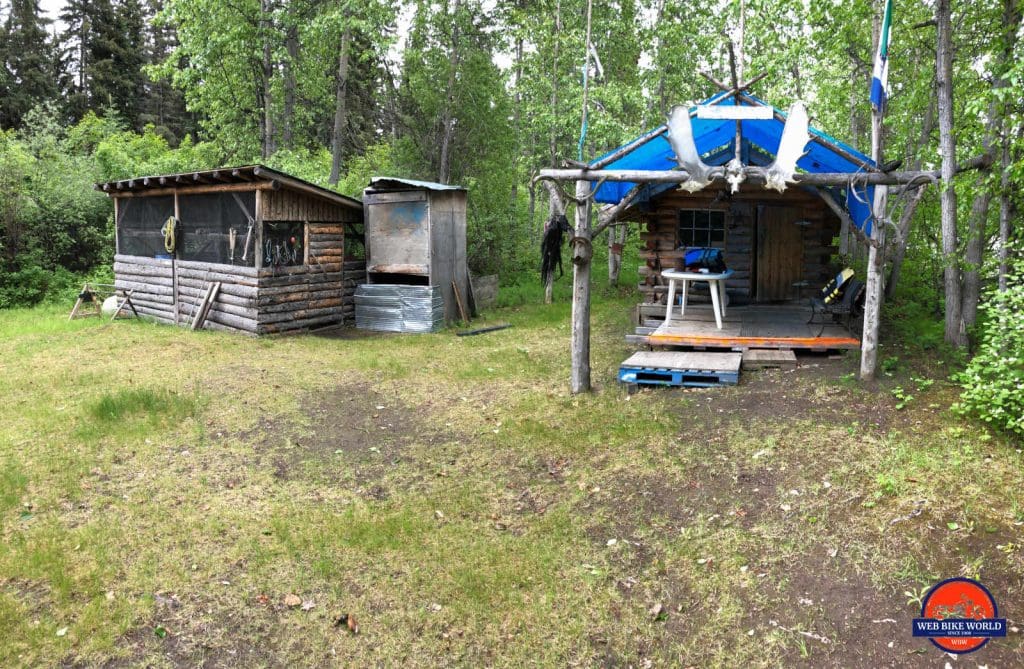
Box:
[241,218,254,262]
[161,216,179,254]
[228,227,238,263]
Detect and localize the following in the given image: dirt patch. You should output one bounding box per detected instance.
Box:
[238,382,456,494]
[674,356,899,433]
[95,594,280,669]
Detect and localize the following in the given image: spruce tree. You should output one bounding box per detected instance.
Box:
[0,0,59,129]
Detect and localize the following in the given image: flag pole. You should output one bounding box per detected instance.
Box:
[860,0,892,382]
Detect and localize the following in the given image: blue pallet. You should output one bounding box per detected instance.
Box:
[618,364,739,388]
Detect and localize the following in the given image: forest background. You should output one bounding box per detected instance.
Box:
[0,0,1021,433]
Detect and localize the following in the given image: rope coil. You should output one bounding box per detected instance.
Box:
[161,216,179,254]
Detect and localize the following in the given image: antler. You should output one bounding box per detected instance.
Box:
[667,105,718,193]
[765,101,811,193]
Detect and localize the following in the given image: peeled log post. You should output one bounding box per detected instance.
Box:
[860,188,886,381]
[571,179,592,394]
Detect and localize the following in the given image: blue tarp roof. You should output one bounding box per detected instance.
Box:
[592,93,876,232]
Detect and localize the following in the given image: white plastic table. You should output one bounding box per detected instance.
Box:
[662,269,734,329]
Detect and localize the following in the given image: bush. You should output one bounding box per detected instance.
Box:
[955,251,1024,438]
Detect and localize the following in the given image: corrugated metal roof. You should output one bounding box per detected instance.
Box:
[368,177,466,192]
[592,94,876,232]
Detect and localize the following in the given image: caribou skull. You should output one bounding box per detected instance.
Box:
[667,105,717,193]
[764,101,811,193]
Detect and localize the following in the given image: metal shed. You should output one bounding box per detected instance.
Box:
[360,177,470,325]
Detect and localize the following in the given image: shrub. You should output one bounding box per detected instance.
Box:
[955,251,1024,438]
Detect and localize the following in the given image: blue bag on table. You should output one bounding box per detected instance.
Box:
[682,247,727,273]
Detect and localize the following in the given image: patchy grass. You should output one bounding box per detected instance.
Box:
[0,294,1022,667]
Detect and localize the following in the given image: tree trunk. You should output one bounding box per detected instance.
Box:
[548,0,561,167]
[281,24,299,149]
[886,186,925,300]
[998,133,1011,292]
[961,86,1005,329]
[260,0,276,159]
[328,25,352,186]
[936,0,965,347]
[510,18,524,210]
[960,182,989,329]
[886,97,935,298]
[997,0,1021,291]
[570,179,592,393]
[608,224,626,285]
[437,0,461,185]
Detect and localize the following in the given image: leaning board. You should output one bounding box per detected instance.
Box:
[618,351,742,388]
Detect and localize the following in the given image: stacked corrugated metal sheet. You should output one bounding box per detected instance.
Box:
[354,284,445,333]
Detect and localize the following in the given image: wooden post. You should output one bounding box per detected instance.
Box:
[860,97,886,381]
[172,190,180,325]
[255,190,264,270]
[570,179,592,393]
[860,0,888,382]
[113,198,120,255]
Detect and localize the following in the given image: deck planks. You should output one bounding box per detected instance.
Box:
[641,303,860,351]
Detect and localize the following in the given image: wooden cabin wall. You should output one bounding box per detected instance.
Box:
[113,255,177,322]
[254,260,365,334]
[262,190,359,223]
[307,222,345,265]
[637,187,838,304]
[115,254,366,335]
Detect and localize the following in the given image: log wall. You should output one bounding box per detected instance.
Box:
[112,182,365,335]
[113,257,365,335]
[635,186,839,304]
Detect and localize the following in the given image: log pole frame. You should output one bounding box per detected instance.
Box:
[571,179,592,393]
[173,190,180,325]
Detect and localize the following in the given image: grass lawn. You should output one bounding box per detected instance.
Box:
[1,288,1021,667]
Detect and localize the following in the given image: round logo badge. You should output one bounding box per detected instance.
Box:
[912,578,1006,654]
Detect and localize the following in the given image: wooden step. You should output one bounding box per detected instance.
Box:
[741,348,797,370]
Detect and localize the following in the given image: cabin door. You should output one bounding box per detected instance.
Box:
[755,205,803,302]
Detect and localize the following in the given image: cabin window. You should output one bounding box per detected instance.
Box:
[676,209,726,248]
[262,221,305,267]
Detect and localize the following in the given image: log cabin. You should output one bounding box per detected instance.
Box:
[589,93,877,351]
[96,165,366,335]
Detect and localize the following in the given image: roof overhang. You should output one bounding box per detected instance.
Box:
[95,165,362,211]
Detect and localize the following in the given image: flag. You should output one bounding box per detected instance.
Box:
[870,0,894,111]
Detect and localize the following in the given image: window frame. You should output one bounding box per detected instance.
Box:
[676,208,727,249]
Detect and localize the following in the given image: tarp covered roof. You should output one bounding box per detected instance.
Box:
[592,93,877,232]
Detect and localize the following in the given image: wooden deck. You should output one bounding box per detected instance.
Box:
[637,303,860,351]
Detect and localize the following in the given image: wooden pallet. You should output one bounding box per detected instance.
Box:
[618,351,741,388]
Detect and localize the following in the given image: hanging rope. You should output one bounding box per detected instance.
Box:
[161,216,179,254]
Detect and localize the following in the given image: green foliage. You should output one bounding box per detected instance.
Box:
[0,103,222,308]
[955,252,1024,438]
[890,386,913,411]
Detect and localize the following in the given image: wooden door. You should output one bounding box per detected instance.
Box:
[755,205,803,302]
